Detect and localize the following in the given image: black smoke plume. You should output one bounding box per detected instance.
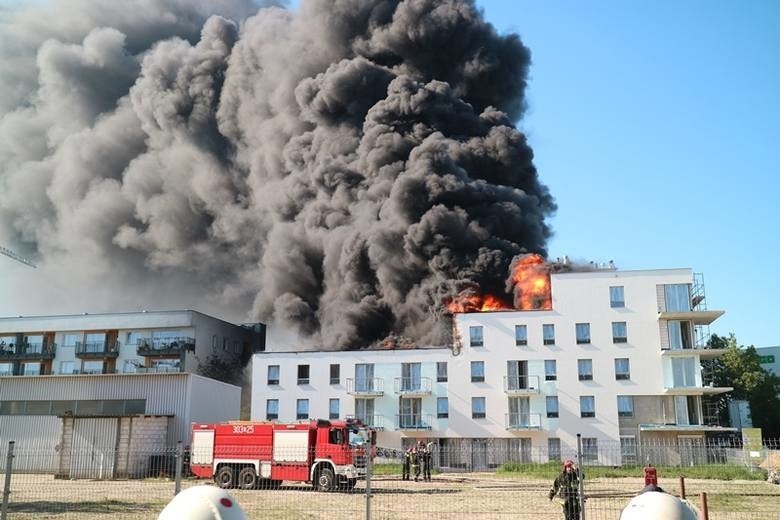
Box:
[0,0,555,349]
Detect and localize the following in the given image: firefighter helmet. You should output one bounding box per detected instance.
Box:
[619,490,700,520]
[158,485,248,520]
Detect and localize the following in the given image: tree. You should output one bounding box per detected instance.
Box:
[704,334,780,439]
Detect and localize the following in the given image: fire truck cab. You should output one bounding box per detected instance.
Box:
[190,419,375,491]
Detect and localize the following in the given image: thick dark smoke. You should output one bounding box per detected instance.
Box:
[0,0,555,349]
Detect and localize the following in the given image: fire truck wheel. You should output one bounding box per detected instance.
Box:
[316,467,335,492]
[238,467,257,490]
[215,466,235,489]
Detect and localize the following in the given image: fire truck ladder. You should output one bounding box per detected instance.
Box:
[0,245,36,268]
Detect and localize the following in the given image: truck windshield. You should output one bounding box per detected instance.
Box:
[349,430,367,446]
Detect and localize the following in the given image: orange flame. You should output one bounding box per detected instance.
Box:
[510,253,552,310]
[445,254,552,313]
[446,292,510,313]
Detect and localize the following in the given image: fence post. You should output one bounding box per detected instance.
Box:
[576,433,586,520]
[699,492,709,520]
[364,445,372,520]
[1,441,15,520]
[679,475,686,499]
[174,441,183,496]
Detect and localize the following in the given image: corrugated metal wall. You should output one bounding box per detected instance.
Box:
[0,415,62,471]
[0,373,241,445]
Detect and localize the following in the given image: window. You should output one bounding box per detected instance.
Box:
[471,397,486,419]
[223,337,228,351]
[355,364,375,392]
[548,438,561,462]
[617,396,634,417]
[62,334,81,348]
[266,399,279,420]
[330,364,340,385]
[668,320,693,350]
[543,324,555,345]
[621,436,637,465]
[469,326,484,347]
[515,325,527,346]
[471,361,485,383]
[671,357,697,387]
[580,396,595,418]
[329,398,339,420]
[297,364,310,385]
[544,360,557,381]
[665,284,691,312]
[575,323,591,344]
[296,399,309,420]
[59,361,75,375]
[546,396,559,418]
[615,358,630,380]
[355,398,374,425]
[582,437,598,461]
[610,286,625,308]
[212,335,218,352]
[437,362,448,382]
[401,362,422,391]
[0,363,12,376]
[612,321,628,343]
[437,397,449,418]
[82,361,103,374]
[268,365,280,385]
[22,362,41,375]
[578,359,593,381]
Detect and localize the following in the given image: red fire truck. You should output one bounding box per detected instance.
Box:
[190,419,375,491]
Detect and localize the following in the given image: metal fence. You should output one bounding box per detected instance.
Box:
[0,438,778,519]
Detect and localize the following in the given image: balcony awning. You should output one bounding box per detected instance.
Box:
[663,386,733,396]
[657,310,725,325]
[639,423,738,432]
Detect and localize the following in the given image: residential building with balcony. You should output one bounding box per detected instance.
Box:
[251,267,735,467]
[0,310,264,376]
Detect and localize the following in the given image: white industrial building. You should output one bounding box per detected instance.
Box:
[0,310,261,477]
[251,267,736,467]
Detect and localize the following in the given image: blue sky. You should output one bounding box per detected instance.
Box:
[471,0,779,348]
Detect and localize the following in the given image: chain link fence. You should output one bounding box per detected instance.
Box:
[1,437,778,519]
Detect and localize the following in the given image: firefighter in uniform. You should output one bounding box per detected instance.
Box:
[402,446,413,480]
[548,459,581,520]
[418,440,432,481]
[410,444,421,481]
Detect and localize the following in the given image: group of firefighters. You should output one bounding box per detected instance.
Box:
[401,439,433,482]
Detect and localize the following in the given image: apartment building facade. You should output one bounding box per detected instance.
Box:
[0,309,263,376]
[252,268,735,467]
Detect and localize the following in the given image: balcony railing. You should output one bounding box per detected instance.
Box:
[395,414,433,430]
[0,342,56,360]
[393,377,432,395]
[136,337,195,356]
[345,414,384,430]
[133,366,183,374]
[75,341,120,358]
[503,375,540,394]
[505,412,542,430]
[346,378,384,396]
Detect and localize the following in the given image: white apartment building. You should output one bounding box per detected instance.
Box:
[252,268,736,467]
[757,346,780,376]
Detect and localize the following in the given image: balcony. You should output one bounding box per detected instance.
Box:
[75,341,119,359]
[663,383,732,396]
[345,415,384,430]
[660,345,728,360]
[346,378,384,396]
[394,377,432,395]
[136,337,195,357]
[0,342,56,360]
[395,414,433,430]
[658,309,724,326]
[503,375,540,395]
[505,412,542,430]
